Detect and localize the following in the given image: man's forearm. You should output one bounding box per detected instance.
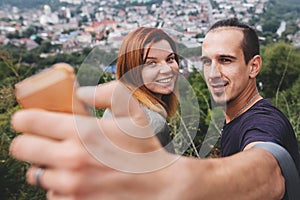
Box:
[172,148,284,200]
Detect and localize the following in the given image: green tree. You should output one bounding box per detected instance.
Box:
[22,27,38,38]
[262,18,280,33]
[258,42,300,98]
[274,76,300,148]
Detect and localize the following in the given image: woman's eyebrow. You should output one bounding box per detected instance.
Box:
[145,56,157,60]
[146,53,175,60]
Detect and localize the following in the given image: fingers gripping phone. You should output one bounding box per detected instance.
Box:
[14,63,89,115]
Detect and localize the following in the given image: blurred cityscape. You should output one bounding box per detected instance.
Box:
[0,0,299,72]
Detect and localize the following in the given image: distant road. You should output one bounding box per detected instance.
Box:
[276,21,286,37]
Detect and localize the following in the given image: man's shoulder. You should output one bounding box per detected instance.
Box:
[231,98,294,134]
[247,98,286,119]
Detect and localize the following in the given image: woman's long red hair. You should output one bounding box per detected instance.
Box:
[116,27,179,117]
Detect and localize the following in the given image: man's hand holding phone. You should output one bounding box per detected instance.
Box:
[14,63,89,115]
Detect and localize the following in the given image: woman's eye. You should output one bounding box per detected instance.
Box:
[146,61,156,66]
[167,57,175,63]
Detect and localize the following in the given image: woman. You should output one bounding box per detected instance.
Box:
[103,27,179,150]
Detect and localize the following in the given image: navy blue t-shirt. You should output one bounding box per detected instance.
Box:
[221,98,300,175]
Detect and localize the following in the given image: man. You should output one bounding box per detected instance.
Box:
[201,18,300,171]
[10,18,299,199]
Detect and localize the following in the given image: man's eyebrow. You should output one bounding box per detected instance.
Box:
[219,54,237,60]
[200,55,238,62]
[200,56,210,61]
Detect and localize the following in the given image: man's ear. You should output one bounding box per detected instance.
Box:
[249,55,262,78]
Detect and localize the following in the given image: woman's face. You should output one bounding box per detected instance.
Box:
[142,40,179,98]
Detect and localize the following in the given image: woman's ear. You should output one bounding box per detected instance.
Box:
[249,55,262,78]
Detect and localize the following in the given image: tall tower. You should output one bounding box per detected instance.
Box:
[44,5,51,16]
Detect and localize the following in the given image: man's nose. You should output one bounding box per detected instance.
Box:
[208,61,221,78]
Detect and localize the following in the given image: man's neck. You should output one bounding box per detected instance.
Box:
[225,90,262,123]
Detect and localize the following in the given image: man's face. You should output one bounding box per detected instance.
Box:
[201,27,251,105]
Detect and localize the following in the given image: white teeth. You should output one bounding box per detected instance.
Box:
[157,78,172,83]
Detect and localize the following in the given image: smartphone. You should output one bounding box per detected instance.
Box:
[14,63,89,115]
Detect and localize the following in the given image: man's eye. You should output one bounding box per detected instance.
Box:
[220,58,232,63]
[202,59,211,66]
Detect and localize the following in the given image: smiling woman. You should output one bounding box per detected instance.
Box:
[115,27,179,118]
[102,27,180,151]
[142,40,178,99]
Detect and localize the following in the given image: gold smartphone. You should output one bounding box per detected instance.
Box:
[14,63,89,115]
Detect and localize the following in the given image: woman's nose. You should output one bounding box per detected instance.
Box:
[159,62,172,73]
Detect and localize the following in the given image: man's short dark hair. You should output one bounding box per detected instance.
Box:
[208,18,260,64]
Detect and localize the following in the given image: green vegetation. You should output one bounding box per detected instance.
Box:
[258,42,300,98]
[1,38,300,198]
[251,0,299,44]
[0,43,118,199]
[258,42,300,145]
